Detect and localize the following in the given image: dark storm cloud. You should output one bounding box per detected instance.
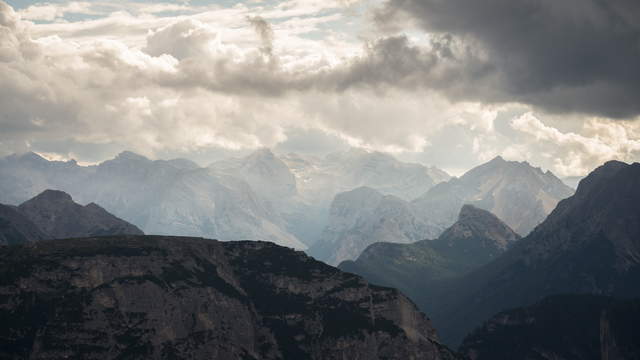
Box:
[375,0,640,118]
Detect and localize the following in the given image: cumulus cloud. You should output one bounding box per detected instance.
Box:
[18,2,95,21]
[1,0,640,178]
[510,113,640,176]
[374,0,640,118]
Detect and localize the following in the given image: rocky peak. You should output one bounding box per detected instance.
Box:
[114,150,149,162]
[17,189,143,239]
[239,148,297,199]
[457,204,492,222]
[433,205,520,259]
[246,147,276,161]
[571,160,628,199]
[20,151,46,161]
[20,189,74,207]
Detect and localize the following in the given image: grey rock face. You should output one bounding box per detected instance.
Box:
[0,236,459,360]
[0,204,48,245]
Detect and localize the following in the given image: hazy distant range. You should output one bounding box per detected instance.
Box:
[0,149,575,264]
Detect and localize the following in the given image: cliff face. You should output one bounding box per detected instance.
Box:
[460,295,640,360]
[0,236,458,360]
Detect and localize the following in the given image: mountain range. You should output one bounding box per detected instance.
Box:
[309,187,443,265]
[412,156,574,236]
[0,149,452,251]
[312,156,571,265]
[0,235,459,360]
[341,160,640,347]
[0,190,142,244]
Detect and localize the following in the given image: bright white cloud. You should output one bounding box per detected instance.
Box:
[1,0,639,178]
[510,113,640,176]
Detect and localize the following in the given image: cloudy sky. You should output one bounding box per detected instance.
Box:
[1,0,639,176]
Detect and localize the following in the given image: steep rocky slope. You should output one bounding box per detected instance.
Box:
[18,190,143,239]
[0,236,459,360]
[426,161,640,346]
[412,156,574,236]
[0,204,49,245]
[339,205,520,299]
[460,295,640,360]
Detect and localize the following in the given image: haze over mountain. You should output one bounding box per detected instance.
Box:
[413,160,640,346]
[282,149,451,205]
[312,156,569,265]
[309,187,443,265]
[413,156,574,236]
[339,205,521,299]
[2,0,639,358]
[0,236,459,360]
[0,149,451,251]
[0,190,142,245]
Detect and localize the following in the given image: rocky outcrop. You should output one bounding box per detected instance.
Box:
[0,236,459,360]
[18,190,144,239]
[460,295,640,360]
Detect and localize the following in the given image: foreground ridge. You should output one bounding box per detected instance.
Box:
[0,235,458,360]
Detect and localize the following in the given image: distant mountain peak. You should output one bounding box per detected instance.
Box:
[115,151,149,162]
[29,189,74,204]
[16,151,47,163]
[437,204,520,252]
[17,189,143,239]
[248,147,276,159]
[348,186,381,196]
[457,204,490,221]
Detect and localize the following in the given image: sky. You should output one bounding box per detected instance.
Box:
[1,0,639,176]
